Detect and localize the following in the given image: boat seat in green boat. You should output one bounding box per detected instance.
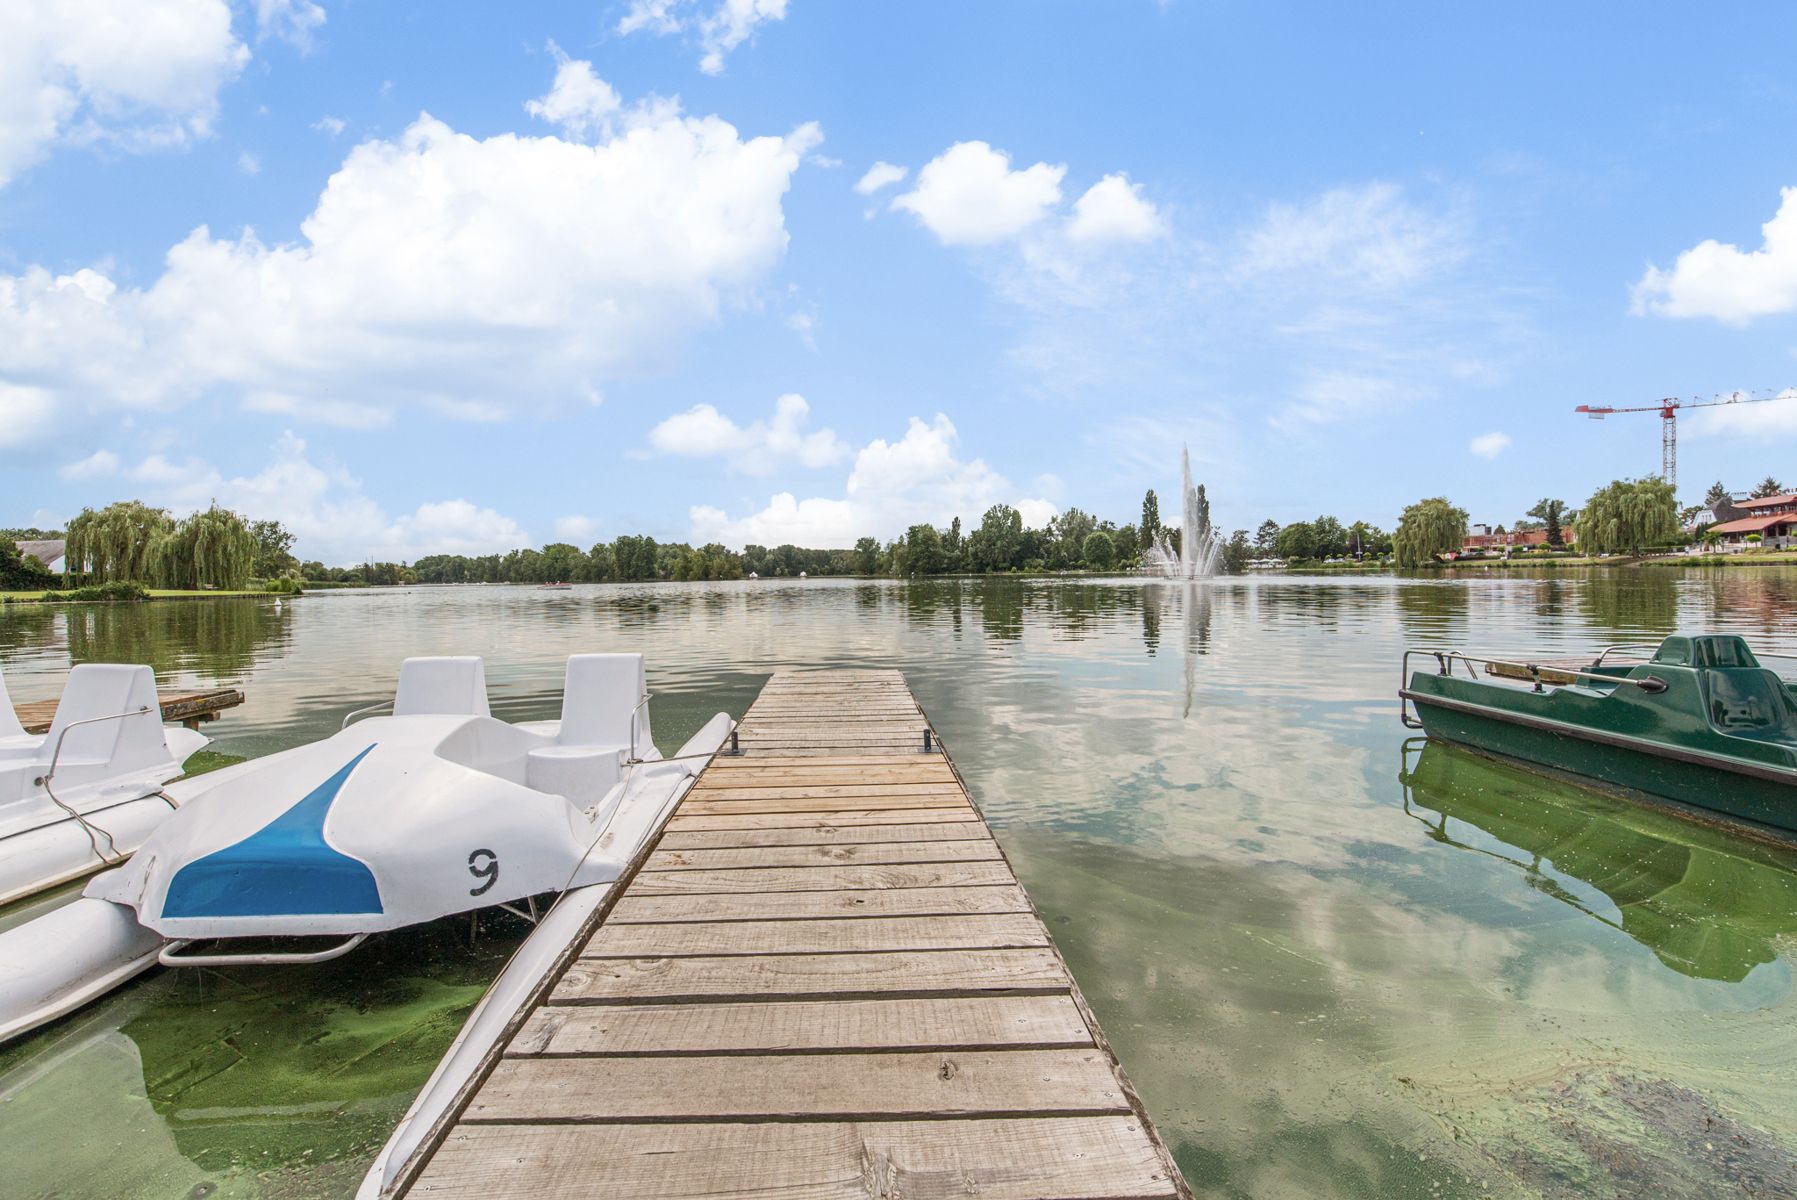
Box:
[1700,669,1797,738]
[1652,634,1759,669]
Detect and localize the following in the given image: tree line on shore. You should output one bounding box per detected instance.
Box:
[4,471,1752,596]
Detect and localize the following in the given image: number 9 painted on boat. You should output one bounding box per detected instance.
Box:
[467,848,499,896]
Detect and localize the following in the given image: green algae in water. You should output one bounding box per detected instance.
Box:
[1003,740,1797,1199]
[0,916,526,1198]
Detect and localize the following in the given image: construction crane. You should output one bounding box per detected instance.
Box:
[1575,390,1793,493]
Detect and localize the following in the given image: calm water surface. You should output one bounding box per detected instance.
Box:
[4,571,1797,1198]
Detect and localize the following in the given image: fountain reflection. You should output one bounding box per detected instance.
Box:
[1399,739,1797,983]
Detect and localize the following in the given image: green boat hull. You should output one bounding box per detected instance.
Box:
[1403,634,1797,840]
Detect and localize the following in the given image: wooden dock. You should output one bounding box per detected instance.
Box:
[395,669,1191,1199]
[13,686,245,734]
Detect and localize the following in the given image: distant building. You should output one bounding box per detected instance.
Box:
[17,539,65,573]
[1705,493,1797,548]
[1461,528,1575,553]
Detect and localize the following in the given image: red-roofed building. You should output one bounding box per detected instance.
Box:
[1708,493,1797,547]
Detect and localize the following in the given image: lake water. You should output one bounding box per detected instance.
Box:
[3,571,1797,1198]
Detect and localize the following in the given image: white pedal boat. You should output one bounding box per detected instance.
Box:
[0,662,210,909]
[0,652,732,1045]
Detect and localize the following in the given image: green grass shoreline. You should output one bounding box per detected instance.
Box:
[0,587,279,605]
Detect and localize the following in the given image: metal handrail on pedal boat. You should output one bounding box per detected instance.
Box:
[1399,648,1668,728]
[341,701,393,730]
[158,933,369,967]
[32,705,168,865]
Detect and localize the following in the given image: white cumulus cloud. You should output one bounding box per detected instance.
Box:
[1066,173,1162,243]
[1633,187,1797,325]
[854,161,907,195]
[1685,388,1797,439]
[647,393,848,475]
[552,514,600,543]
[0,0,249,187]
[617,0,788,75]
[689,413,1053,547]
[0,74,821,445]
[524,44,621,140]
[1469,431,1511,459]
[58,449,120,480]
[104,431,531,565]
[892,141,1065,246]
[0,383,57,449]
[254,0,326,51]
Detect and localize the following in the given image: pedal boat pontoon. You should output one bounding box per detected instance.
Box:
[0,662,210,908]
[1401,633,1797,839]
[0,652,732,1045]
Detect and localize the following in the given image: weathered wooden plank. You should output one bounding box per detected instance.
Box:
[630,861,1016,895]
[644,840,1002,872]
[410,1117,1177,1200]
[552,948,1070,1004]
[660,822,993,849]
[704,754,946,769]
[737,747,931,758]
[511,995,1092,1057]
[679,795,970,816]
[694,770,957,788]
[14,686,246,735]
[467,1049,1129,1122]
[608,884,1033,924]
[666,808,984,831]
[736,740,934,750]
[737,728,929,738]
[695,763,954,778]
[582,914,1049,959]
[693,783,963,800]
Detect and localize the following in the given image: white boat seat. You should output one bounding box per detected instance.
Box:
[526,744,625,806]
[558,654,650,753]
[37,664,172,788]
[393,656,490,718]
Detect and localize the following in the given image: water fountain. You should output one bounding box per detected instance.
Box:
[1146,446,1224,578]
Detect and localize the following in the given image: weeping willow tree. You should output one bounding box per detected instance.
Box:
[64,500,255,589]
[1393,497,1468,567]
[64,501,175,584]
[149,505,257,589]
[1574,477,1678,555]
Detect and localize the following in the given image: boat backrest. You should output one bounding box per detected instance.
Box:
[44,663,171,770]
[1653,634,1761,669]
[393,656,491,718]
[0,660,26,740]
[559,653,648,750]
[1701,668,1797,735]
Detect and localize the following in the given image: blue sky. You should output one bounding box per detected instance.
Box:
[6,1,1797,563]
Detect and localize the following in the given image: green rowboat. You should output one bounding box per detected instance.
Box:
[1400,634,1797,839]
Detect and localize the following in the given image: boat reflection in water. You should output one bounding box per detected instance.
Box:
[1399,739,1797,984]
